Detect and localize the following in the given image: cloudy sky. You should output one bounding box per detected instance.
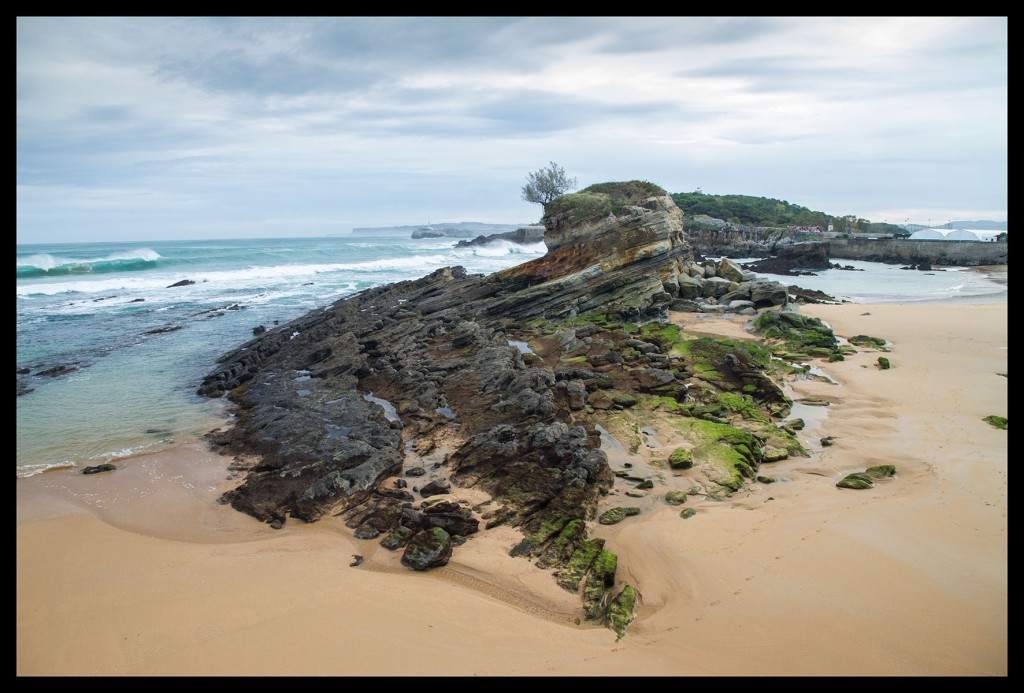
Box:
[17,16,1007,244]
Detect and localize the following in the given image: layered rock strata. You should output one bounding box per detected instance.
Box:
[199,182,804,633]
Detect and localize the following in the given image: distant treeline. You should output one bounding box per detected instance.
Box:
[669,191,906,236]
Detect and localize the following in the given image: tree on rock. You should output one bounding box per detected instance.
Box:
[522,162,578,206]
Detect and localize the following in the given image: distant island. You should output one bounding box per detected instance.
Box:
[350,222,532,238]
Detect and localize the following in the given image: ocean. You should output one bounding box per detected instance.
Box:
[16,236,1007,477]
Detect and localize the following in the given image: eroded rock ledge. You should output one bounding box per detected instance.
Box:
[199,182,821,636]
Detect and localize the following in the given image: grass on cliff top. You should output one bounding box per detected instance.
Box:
[544,180,668,221]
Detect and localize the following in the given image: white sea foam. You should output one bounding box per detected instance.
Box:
[16,460,77,478]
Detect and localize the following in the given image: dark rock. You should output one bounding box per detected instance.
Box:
[144,325,184,335]
[37,364,78,378]
[419,479,451,497]
[741,243,830,275]
[253,325,267,335]
[82,463,116,474]
[380,526,414,550]
[166,279,195,288]
[354,523,381,540]
[454,226,546,248]
[417,500,480,536]
[405,467,427,477]
[401,527,453,570]
[349,555,363,567]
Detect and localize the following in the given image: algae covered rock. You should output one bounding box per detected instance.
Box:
[606,584,637,639]
[877,356,891,370]
[612,394,639,409]
[865,464,896,479]
[668,447,693,470]
[836,473,874,490]
[599,506,642,525]
[536,518,587,570]
[664,491,688,505]
[761,446,788,462]
[583,549,619,619]
[849,335,888,349]
[753,309,838,357]
[555,538,605,592]
[983,415,1007,430]
[680,508,696,519]
[401,527,453,570]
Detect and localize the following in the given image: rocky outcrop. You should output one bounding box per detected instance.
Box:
[741,243,831,275]
[198,181,819,635]
[454,225,546,248]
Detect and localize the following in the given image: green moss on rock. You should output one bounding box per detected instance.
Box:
[536,518,588,570]
[612,394,639,409]
[555,538,605,592]
[664,490,688,505]
[983,415,1007,430]
[606,584,637,639]
[865,464,896,478]
[849,335,888,349]
[591,549,618,585]
[836,473,874,490]
[753,310,838,357]
[599,506,642,525]
[668,447,694,469]
[877,356,891,369]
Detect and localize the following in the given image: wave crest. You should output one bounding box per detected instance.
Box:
[17,249,163,278]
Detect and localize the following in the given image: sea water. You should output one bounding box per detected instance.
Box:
[16,237,1006,476]
[16,235,546,476]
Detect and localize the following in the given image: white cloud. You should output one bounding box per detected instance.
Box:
[17,16,1007,243]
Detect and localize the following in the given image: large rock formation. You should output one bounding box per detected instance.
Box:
[198,181,806,634]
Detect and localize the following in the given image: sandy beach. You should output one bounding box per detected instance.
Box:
[16,300,1007,677]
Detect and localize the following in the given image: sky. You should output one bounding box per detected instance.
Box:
[17,16,1007,244]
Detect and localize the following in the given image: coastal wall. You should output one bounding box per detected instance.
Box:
[827,238,1007,266]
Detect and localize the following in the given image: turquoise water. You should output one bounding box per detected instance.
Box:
[16,236,1006,476]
